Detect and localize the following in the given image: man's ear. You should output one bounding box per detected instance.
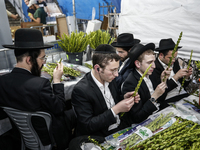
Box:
[26,56,32,65]
[94,64,100,73]
[135,60,141,68]
[159,53,164,59]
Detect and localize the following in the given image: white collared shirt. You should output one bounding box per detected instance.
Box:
[119,58,129,72]
[158,58,187,99]
[136,69,159,111]
[91,72,120,131]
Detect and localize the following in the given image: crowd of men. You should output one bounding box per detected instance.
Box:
[0,29,192,150]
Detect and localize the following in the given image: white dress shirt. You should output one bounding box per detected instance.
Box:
[158,58,187,100]
[91,72,120,131]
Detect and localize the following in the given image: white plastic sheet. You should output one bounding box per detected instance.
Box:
[119,0,200,60]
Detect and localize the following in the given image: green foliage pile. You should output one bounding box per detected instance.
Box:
[130,116,200,150]
[42,63,81,82]
[84,63,93,69]
[88,29,115,49]
[122,112,174,149]
[57,31,90,53]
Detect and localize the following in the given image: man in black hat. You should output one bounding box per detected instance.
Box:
[122,43,170,123]
[0,28,75,150]
[153,38,192,102]
[111,33,140,90]
[71,44,140,137]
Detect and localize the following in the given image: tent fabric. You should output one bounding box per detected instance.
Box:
[119,0,200,60]
[57,0,112,20]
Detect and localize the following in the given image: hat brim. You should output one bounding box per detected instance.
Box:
[2,44,54,49]
[155,46,182,51]
[111,39,140,47]
[130,43,155,62]
[128,43,155,68]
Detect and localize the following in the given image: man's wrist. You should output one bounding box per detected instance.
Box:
[150,97,160,107]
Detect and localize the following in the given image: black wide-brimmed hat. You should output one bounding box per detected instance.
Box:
[155,38,182,51]
[3,28,53,50]
[129,43,155,63]
[111,33,140,48]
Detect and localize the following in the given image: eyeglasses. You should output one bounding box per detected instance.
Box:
[38,56,48,62]
[104,68,119,75]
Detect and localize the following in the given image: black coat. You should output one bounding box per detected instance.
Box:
[152,58,190,102]
[0,68,72,150]
[116,59,133,91]
[71,72,131,137]
[122,69,168,123]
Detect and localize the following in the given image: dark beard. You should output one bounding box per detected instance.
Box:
[31,64,43,77]
[121,55,128,62]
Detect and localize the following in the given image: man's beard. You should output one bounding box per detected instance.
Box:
[31,63,43,77]
[121,55,128,62]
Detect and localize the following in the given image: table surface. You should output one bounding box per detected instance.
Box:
[60,61,92,100]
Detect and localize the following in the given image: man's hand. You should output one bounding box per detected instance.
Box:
[112,97,135,115]
[161,67,172,82]
[29,14,33,20]
[134,93,140,104]
[151,82,167,100]
[53,62,63,83]
[124,91,134,99]
[124,91,140,103]
[173,68,191,81]
[185,67,192,79]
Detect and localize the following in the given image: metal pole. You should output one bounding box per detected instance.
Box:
[72,0,77,31]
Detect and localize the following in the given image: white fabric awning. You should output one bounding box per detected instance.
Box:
[119,0,200,60]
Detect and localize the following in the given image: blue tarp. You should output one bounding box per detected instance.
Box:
[111,0,121,13]
[57,0,120,20]
[22,1,30,22]
[21,0,121,21]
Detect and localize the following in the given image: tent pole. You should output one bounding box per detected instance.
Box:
[72,0,77,31]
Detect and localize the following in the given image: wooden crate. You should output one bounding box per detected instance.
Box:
[21,22,44,35]
[56,15,69,38]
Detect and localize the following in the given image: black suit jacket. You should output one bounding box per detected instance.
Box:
[0,68,70,149]
[71,72,130,137]
[122,69,168,123]
[116,59,133,91]
[153,58,190,102]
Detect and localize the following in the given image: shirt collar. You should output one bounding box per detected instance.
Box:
[136,69,150,80]
[123,58,129,64]
[91,71,109,89]
[158,57,168,69]
[15,67,32,73]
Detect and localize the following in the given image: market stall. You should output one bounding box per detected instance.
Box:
[87,96,200,150]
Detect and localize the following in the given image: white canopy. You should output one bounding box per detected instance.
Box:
[119,0,200,60]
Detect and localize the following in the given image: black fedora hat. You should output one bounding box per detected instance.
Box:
[111,33,140,48]
[3,28,53,49]
[129,43,155,63]
[155,38,182,51]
